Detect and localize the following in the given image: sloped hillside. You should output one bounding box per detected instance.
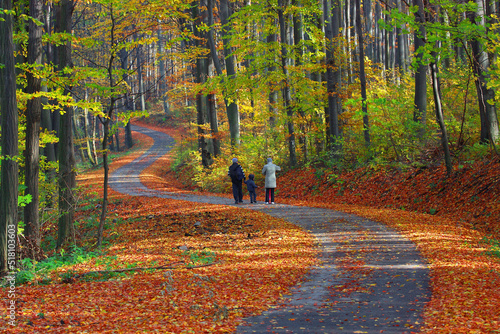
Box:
[278,159,500,239]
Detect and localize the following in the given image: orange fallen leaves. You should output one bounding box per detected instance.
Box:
[1,128,317,333]
[130,123,500,332]
[3,121,498,333]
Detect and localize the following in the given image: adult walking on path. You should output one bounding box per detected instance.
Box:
[228,157,245,204]
[110,125,430,333]
[262,158,281,204]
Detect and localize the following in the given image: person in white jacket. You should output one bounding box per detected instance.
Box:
[261,158,281,204]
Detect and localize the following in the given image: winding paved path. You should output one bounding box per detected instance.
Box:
[111,125,431,333]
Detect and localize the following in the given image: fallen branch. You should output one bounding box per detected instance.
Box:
[62,261,185,283]
[62,260,221,283]
[186,261,221,269]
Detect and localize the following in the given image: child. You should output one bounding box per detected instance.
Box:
[244,174,258,203]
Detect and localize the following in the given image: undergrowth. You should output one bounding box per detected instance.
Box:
[12,245,100,286]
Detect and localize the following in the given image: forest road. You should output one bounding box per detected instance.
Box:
[110,125,431,334]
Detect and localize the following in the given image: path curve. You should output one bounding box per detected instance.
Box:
[111,125,430,333]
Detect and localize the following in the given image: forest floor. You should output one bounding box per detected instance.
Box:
[132,120,500,333]
[1,120,499,333]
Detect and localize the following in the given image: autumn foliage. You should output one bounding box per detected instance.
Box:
[1,127,317,333]
[2,121,499,332]
[138,122,500,332]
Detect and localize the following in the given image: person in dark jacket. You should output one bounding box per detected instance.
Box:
[244,174,259,203]
[228,158,245,204]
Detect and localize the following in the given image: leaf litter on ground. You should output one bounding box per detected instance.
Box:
[136,121,500,332]
[1,127,317,333]
[3,121,499,332]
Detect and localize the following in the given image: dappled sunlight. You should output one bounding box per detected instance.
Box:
[1,179,317,333]
[7,123,499,333]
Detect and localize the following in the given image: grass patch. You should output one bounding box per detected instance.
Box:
[12,245,101,286]
[480,236,500,259]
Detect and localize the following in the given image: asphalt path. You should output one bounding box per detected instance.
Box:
[110,125,431,333]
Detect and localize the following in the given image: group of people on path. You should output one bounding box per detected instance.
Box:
[228,157,281,205]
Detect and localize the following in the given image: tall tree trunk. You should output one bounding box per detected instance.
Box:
[97,115,111,248]
[310,5,326,154]
[157,21,170,115]
[430,58,452,175]
[356,0,370,147]
[196,57,214,167]
[193,1,213,167]
[97,4,119,248]
[41,86,57,206]
[413,0,427,140]
[83,103,96,165]
[208,91,220,157]
[364,0,374,60]
[278,0,297,167]
[0,0,20,274]
[119,48,134,149]
[73,109,86,162]
[91,113,99,165]
[293,0,308,163]
[55,0,76,250]
[204,0,222,157]
[220,0,240,146]
[113,114,120,152]
[136,33,146,112]
[24,0,43,252]
[267,28,279,128]
[468,0,500,146]
[398,0,410,74]
[324,0,342,154]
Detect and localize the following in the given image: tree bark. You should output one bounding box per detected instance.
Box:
[24,0,44,251]
[55,0,76,250]
[157,21,170,115]
[356,0,370,147]
[293,0,308,163]
[193,1,213,167]
[430,58,452,175]
[119,48,134,149]
[220,0,240,146]
[413,0,427,139]
[0,0,20,274]
[324,0,342,154]
[468,0,500,146]
[135,33,146,112]
[267,27,279,128]
[278,0,297,167]
[205,0,222,157]
[83,101,96,165]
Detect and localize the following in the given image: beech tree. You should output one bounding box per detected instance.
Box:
[0,0,20,274]
[219,0,241,146]
[324,0,342,154]
[278,0,297,167]
[412,0,427,139]
[55,0,77,249]
[356,0,370,147]
[24,0,44,253]
[468,0,500,146]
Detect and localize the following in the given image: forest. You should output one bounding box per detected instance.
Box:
[0,0,500,332]
[2,0,500,260]
[0,0,500,331]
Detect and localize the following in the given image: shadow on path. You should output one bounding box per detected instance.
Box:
[110,125,430,334]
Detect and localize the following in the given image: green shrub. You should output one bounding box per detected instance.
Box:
[14,246,100,286]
